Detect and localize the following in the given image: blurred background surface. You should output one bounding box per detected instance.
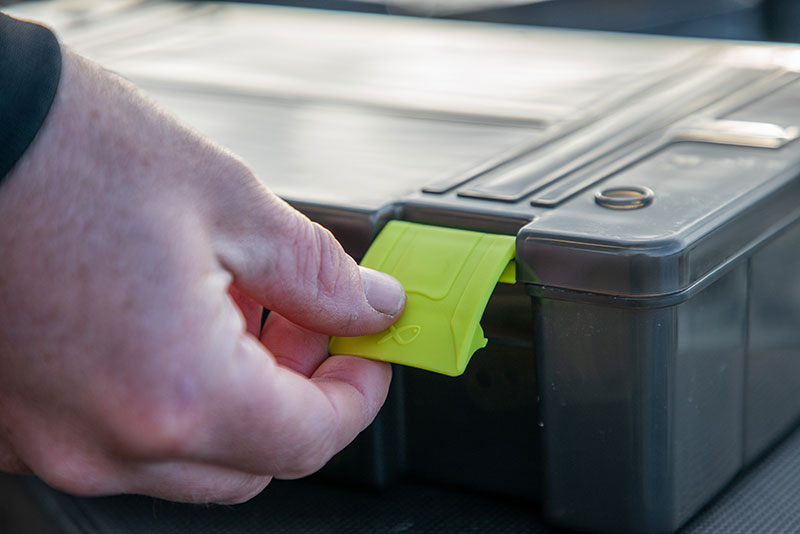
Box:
[216,0,800,42]
[2,0,800,42]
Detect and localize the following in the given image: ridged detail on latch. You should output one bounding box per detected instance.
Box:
[330,221,515,376]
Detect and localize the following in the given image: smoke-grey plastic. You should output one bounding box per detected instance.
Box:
[9,2,800,532]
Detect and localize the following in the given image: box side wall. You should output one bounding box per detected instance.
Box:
[534,298,675,532]
[745,221,800,460]
[536,263,749,532]
[403,283,542,498]
[672,263,747,525]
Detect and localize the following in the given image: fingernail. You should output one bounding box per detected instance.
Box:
[360,266,405,316]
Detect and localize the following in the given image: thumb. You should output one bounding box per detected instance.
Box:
[207,170,405,336]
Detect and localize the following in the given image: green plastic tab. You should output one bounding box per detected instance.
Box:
[329,221,516,376]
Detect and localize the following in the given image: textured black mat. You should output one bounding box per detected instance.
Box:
[3,424,800,533]
[682,424,800,533]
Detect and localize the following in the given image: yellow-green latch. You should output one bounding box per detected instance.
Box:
[330,221,516,376]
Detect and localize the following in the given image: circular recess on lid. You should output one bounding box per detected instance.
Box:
[595,186,654,210]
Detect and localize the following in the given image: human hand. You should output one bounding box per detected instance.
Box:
[0,48,405,504]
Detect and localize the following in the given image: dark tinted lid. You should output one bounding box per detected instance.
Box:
[13,1,800,294]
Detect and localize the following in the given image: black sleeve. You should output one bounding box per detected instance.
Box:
[0,13,62,183]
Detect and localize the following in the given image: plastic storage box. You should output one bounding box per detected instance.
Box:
[9,1,800,532]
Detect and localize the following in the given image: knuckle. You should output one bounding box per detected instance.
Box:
[33,449,114,497]
[288,222,360,330]
[287,221,346,301]
[310,223,347,298]
[100,395,203,460]
[266,210,365,331]
[85,350,210,461]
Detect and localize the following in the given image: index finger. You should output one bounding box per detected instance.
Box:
[184,333,391,479]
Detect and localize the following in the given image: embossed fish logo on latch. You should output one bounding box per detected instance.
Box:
[378,324,422,346]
